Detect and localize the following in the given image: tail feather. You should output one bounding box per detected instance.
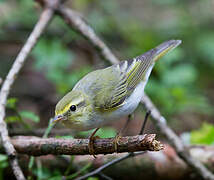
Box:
[118,39,181,92]
[153,40,182,62]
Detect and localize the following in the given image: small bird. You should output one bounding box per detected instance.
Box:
[52,40,181,154]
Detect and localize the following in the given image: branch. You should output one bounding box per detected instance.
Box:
[54,5,214,180]
[75,152,145,180]
[56,7,118,65]
[0,2,58,179]
[8,134,162,156]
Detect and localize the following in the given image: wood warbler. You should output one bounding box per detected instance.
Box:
[52,40,181,154]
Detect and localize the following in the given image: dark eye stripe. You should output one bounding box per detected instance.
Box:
[76,101,85,107]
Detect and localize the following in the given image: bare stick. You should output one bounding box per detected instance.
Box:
[9,134,162,156]
[76,152,145,180]
[56,7,119,64]
[55,6,214,180]
[0,7,55,180]
[98,172,113,180]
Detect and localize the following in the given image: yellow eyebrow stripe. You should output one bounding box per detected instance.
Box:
[55,96,85,115]
[55,103,71,115]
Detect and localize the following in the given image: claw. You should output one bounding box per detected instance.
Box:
[113,134,122,152]
[88,128,100,158]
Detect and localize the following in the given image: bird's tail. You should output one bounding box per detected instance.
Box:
[152,39,181,62]
[120,39,182,91]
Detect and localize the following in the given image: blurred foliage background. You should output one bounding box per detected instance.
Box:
[0,0,214,179]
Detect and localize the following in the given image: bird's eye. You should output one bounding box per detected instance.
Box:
[70,105,76,111]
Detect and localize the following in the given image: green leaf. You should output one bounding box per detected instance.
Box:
[20,111,40,123]
[32,38,73,76]
[5,116,20,123]
[191,123,214,145]
[6,98,18,109]
[0,154,8,169]
[96,127,117,138]
[87,177,99,180]
[0,154,7,162]
[78,127,116,138]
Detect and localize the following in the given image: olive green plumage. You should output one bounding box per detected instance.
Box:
[53,40,181,131]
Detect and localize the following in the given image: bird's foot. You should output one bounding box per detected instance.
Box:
[88,135,100,158]
[88,128,100,158]
[113,134,122,152]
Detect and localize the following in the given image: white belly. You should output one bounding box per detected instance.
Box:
[105,64,154,119]
[107,81,146,119]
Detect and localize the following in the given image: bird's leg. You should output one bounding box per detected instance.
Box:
[88,127,100,158]
[114,114,133,152]
[139,110,150,135]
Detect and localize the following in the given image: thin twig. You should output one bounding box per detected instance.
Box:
[56,7,118,65]
[76,152,145,180]
[55,6,214,180]
[98,172,113,180]
[0,6,56,180]
[9,134,162,156]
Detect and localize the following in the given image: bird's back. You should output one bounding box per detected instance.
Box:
[73,40,181,113]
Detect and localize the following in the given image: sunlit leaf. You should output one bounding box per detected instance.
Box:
[78,127,117,138]
[20,111,40,123]
[6,98,18,109]
[0,154,7,162]
[0,154,8,169]
[191,123,214,145]
[5,116,20,123]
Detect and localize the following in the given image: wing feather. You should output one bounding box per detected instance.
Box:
[74,40,181,111]
[95,51,154,111]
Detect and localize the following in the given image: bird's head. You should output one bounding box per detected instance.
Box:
[52,90,93,129]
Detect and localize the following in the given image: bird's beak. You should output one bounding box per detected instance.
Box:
[51,115,64,124]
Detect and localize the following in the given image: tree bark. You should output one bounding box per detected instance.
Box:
[3,134,163,156]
